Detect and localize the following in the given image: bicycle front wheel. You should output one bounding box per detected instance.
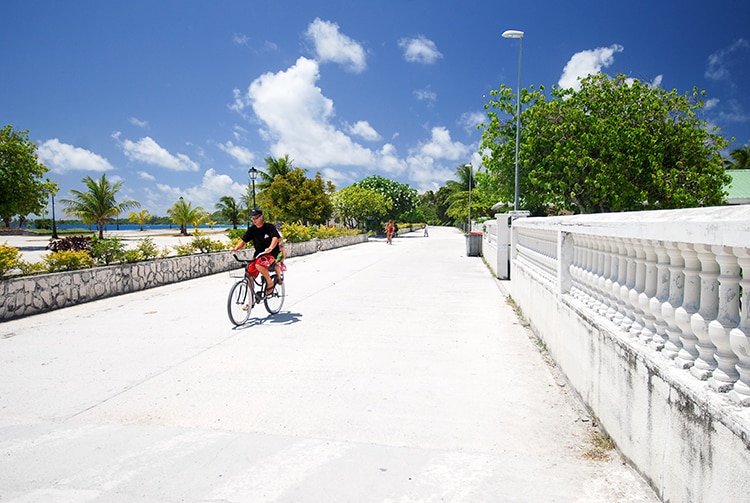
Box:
[263,275,285,314]
[227,279,251,325]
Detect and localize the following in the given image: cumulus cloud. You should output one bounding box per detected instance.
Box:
[706,38,749,81]
[236,56,374,169]
[145,168,246,215]
[119,135,199,172]
[219,141,254,165]
[37,139,115,174]
[558,44,624,90]
[305,18,366,73]
[347,121,382,141]
[137,170,156,181]
[399,35,443,64]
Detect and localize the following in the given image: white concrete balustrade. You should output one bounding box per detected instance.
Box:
[492,205,750,503]
[510,206,750,403]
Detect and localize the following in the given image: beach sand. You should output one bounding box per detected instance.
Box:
[0,228,235,264]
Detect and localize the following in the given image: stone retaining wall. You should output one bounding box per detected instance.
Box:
[0,234,367,321]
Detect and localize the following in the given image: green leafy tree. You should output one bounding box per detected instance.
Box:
[262,168,334,225]
[214,195,244,229]
[0,125,53,226]
[353,175,418,222]
[166,198,204,235]
[60,173,140,238]
[128,209,151,231]
[332,186,392,228]
[724,145,750,169]
[480,73,730,214]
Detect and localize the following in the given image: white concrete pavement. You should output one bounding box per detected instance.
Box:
[0,226,658,502]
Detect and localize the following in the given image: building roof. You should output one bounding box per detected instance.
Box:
[726,169,750,205]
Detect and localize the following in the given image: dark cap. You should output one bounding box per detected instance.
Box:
[250,208,263,218]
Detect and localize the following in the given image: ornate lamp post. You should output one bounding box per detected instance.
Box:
[502,29,524,211]
[50,192,58,239]
[248,166,258,210]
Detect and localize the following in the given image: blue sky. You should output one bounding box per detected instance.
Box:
[2,0,748,217]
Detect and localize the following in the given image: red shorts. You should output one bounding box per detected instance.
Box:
[247,254,276,278]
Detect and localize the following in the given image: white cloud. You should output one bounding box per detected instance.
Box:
[219,141,255,165]
[305,18,366,73]
[37,139,115,174]
[706,38,749,81]
[233,33,249,46]
[145,168,246,216]
[240,56,374,168]
[414,88,437,105]
[137,170,156,181]
[405,127,473,191]
[460,111,486,133]
[129,117,148,128]
[418,127,471,160]
[558,44,624,90]
[120,136,199,172]
[347,121,382,141]
[399,35,443,64]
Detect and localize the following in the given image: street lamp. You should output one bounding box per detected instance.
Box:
[50,192,58,239]
[466,163,473,232]
[502,29,524,211]
[248,166,258,210]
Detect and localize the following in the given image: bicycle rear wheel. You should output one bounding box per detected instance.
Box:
[263,275,285,314]
[227,279,251,325]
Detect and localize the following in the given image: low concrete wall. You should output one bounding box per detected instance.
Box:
[0,234,367,321]
[507,206,750,503]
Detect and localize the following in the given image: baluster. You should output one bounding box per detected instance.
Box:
[707,246,741,392]
[648,243,671,351]
[675,243,701,369]
[662,242,685,359]
[729,248,750,405]
[585,235,605,311]
[597,239,615,317]
[638,239,658,345]
[628,239,647,338]
[690,244,719,381]
[609,239,628,324]
[618,239,637,332]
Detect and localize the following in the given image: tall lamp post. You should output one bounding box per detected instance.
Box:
[502,29,524,211]
[466,163,473,233]
[248,166,258,210]
[50,192,58,239]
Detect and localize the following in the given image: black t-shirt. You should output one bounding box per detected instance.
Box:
[241,223,281,258]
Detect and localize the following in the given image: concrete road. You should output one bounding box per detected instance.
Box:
[0,227,658,502]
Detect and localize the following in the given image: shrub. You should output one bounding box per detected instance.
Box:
[47,235,92,252]
[89,236,126,265]
[135,237,159,261]
[0,242,21,278]
[227,228,246,241]
[42,250,94,272]
[17,260,47,275]
[280,222,312,243]
[172,242,195,256]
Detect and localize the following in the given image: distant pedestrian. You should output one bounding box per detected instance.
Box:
[424,224,429,237]
[385,220,394,244]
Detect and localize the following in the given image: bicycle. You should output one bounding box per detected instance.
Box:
[227,252,285,326]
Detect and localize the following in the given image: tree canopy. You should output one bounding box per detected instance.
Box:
[353,175,418,221]
[261,168,334,225]
[724,145,750,170]
[480,73,730,215]
[0,125,54,226]
[166,197,205,235]
[332,185,392,228]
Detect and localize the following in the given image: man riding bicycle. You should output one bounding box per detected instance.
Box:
[230,208,280,297]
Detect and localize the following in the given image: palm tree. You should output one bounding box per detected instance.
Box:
[167,197,204,235]
[128,209,151,231]
[60,173,140,238]
[444,164,475,224]
[257,154,297,191]
[724,145,750,170]
[214,195,244,229]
